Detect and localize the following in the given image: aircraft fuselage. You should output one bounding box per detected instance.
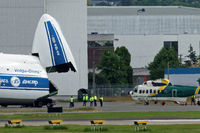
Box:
[0,53,49,106]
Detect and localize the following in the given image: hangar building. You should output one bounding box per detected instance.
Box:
[88,6,200,68]
[0,0,87,96]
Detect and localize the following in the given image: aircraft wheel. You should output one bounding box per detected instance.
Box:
[36,101,43,107]
[1,105,7,108]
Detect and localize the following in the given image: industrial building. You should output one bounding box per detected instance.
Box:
[88,6,200,69]
[164,68,200,86]
[0,0,87,96]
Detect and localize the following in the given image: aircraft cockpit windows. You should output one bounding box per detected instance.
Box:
[168,83,172,86]
[150,89,152,93]
[134,89,138,93]
[139,90,142,94]
[146,90,148,94]
[134,86,138,93]
[144,82,147,85]
[152,82,167,86]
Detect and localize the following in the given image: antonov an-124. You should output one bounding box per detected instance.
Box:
[130,79,200,105]
[0,14,77,107]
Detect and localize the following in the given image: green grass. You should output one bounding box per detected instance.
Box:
[0,107,98,113]
[0,125,200,133]
[1,111,200,120]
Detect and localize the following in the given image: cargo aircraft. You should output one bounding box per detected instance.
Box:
[0,14,77,107]
[130,79,200,105]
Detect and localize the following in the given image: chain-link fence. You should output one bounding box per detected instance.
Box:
[88,84,135,97]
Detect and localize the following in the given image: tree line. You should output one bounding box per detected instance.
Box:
[88,0,200,8]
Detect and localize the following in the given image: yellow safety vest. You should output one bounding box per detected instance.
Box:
[83,96,86,101]
[70,98,74,102]
[86,96,88,101]
[90,97,94,102]
[94,96,97,100]
[100,97,103,101]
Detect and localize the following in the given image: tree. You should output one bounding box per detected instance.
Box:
[185,44,197,67]
[118,0,133,6]
[148,47,181,80]
[88,72,109,86]
[115,46,133,84]
[97,46,133,85]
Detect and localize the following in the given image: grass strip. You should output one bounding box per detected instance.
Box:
[1,111,200,120]
[1,124,200,133]
[0,107,99,113]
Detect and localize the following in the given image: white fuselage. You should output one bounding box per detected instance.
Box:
[0,53,49,105]
[130,79,187,103]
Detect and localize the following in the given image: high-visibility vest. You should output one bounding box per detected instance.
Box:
[70,98,74,102]
[86,96,88,101]
[90,97,94,102]
[100,97,103,101]
[83,96,86,101]
[94,96,97,100]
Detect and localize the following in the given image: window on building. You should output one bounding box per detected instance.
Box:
[139,90,142,94]
[146,90,148,94]
[164,41,178,53]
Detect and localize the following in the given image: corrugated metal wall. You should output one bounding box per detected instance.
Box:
[0,0,43,54]
[88,15,200,35]
[0,0,87,96]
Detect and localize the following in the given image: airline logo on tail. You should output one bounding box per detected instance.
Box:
[44,21,68,66]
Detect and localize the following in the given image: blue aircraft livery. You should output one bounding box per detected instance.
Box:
[0,75,49,91]
[44,21,68,66]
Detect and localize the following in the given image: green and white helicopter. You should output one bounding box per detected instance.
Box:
[130,79,200,105]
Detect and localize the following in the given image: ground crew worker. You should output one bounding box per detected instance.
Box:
[70,96,74,108]
[191,95,196,105]
[85,94,88,106]
[90,96,94,107]
[83,94,86,106]
[99,96,103,107]
[94,95,97,107]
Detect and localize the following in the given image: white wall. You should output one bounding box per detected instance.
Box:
[46,0,88,95]
[114,34,200,68]
[164,74,200,86]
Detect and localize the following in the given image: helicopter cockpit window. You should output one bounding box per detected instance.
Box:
[134,86,138,93]
[152,82,167,86]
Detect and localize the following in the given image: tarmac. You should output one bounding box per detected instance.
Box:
[1,102,200,126]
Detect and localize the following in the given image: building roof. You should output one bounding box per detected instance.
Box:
[88,6,200,16]
[133,68,150,76]
[88,6,200,35]
[164,68,200,75]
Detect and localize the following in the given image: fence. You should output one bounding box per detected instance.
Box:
[88,84,134,97]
